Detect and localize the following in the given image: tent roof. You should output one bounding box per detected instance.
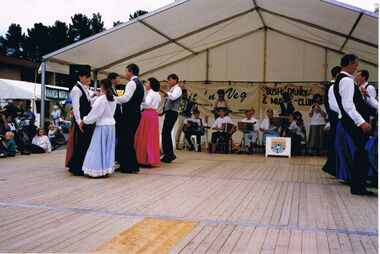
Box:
[42,0,378,77]
[0,79,68,100]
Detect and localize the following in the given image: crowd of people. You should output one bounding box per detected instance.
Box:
[0,100,67,158]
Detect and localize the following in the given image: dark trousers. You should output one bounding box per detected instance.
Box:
[211,132,230,143]
[289,134,302,156]
[344,121,369,193]
[119,112,141,172]
[162,110,178,158]
[184,131,202,148]
[68,123,93,175]
[115,119,122,163]
[323,118,337,176]
[26,144,46,154]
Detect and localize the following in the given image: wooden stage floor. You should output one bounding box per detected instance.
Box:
[0,150,378,253]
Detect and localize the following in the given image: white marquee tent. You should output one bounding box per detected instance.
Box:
[40,0,378,125]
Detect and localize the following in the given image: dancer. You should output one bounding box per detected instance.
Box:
[134,78,162,166]
[159,74,182,163]
[66,69,93,176]
[82,79,116,177]
[108,72,122,163]
[115,64,144,173]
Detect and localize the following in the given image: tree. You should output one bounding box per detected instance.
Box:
[129,10,148,20]
[0,24,25,58]
[91,13,105,34]
[49,21,71,51]
[23,23,50,61]
[113,21,123,27]
[68,13,92,42]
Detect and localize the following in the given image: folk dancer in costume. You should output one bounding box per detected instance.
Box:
[134,78,162,166]
[82,79,116,177]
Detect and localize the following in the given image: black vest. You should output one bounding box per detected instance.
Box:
[122,77,144,114]
[75,83,91,119]
[279,101,295,116]
[112,88,122,121]
[333,73,370,130]
[325,81,339,122]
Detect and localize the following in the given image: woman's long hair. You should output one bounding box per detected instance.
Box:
[100,79,114,102]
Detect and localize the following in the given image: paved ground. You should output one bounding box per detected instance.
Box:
[0,150,377,253]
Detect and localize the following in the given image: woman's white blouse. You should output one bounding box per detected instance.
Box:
[142,90,161,110]
[83,95,116,125]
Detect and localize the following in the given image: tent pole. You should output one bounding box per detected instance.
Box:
[324,48,328,83]
[263,27,267,82]
[40,61,46,128]
[93,70,98,92]
[206,50,209,84]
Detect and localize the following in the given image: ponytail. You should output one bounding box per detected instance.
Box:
[105,88,114,102]
[100,78,114,102]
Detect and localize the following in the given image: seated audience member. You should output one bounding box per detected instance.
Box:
[183,110,205,152]
[285,111,306,156]
[0,107,10,136]
[211,108,234,144]
[241,108,259,153]
[25,106,36,121]
[0,132,17,158]
[54,126,67,146]
[24,119,38,144]
[6,116,17,131]
[48,124,56,143]
[260,109,279,145]
[31,128,51,153]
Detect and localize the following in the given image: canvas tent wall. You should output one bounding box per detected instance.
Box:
[40,0,378,126]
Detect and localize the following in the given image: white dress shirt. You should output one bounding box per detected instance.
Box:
[115,76,138,105]
[212,116,233,132]
[328,84,342,118]
[83,95,116,126]
[32,135,52,152]
[70,82,91,125]
[288,121,305,139]
[309,104,326,125]
[339,71,365,127]
[241,117,259,132]
[360,82,377,99]
[167,84,182,101]
[142,89,161,110]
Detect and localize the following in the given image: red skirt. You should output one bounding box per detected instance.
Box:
[134,109,160,165]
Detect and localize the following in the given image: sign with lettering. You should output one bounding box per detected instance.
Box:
[45,87,70,101]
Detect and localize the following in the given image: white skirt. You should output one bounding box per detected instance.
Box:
[82,125,115,177]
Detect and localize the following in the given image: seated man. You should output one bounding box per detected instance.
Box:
[241,109,259,154]
[211,108,234,145]
[54,126,67,146]
[183,110,205,152]
[259,109,280,145]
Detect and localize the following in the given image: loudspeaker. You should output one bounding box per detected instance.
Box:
[69,64,91,88]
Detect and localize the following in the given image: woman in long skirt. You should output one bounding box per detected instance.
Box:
[82,79,116,177]
[134,78,161,166]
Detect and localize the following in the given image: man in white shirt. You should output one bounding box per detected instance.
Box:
[241,109,259,154]
[159,74,182,163]
[356,69,378,126]
[66,69,94,176]
[211,108,233,144]
[334,54,373,196]
[183,110,204,152]
[115,64,144,173]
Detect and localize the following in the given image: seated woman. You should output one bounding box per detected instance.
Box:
[259,109,279,145]
[31,128,52,153]
[183,109,205,152]
[285,111,306,156]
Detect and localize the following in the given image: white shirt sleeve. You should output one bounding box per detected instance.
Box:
[365,95,378,110]
[260,118,269,130]
[167,86,182,101]
[115,80,136,105]
[339,77,365,126]
[142,90,154,109]
[367,85,377,99]
[83,96,105,125]
[70,86,82,125]
[328,86,340,114]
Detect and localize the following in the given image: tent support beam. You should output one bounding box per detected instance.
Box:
[339,12,363,51]
[206,49,210,83]
[97,7,257,71]
[263,28,267,81]
[267,27,378,67]
[324,48,328,82]
[259,7,377,49]
[139,20,196,54]
[140,27,264,77]
[40,61,46,128]
[252,0,266,27]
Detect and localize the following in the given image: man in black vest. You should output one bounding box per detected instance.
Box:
[115,64,144,173]
[322,66,341,176]
[333,54,373,195]
[108,72,122,163]
[278,92,295,136]
[67,70,93,176]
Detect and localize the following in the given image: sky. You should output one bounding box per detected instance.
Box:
[0,0,378,36]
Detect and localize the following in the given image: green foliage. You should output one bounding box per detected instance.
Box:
[129,10,148,20]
